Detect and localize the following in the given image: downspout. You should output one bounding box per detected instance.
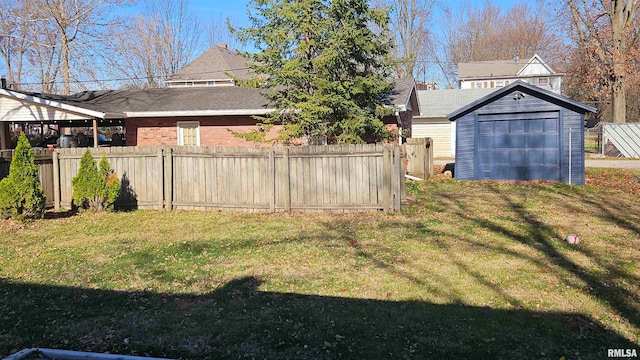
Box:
[568,129,572,185]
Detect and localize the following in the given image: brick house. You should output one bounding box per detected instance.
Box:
[0,46,419,149]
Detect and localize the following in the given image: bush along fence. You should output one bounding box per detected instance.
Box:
[38,144,405,212]
[0,149,55,208]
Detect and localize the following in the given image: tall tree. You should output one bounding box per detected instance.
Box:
[41,0,126,94]
[232,0,394,144]
[109,0,203,89]
[566,0,640,123]
[0,1,36,91]
[375,0,435,79]
[430,0,562,88]
[0,0,126,93]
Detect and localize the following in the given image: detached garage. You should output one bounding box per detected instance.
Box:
[448,81,595,184]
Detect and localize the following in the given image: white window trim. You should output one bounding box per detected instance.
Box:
[177,121,200,146]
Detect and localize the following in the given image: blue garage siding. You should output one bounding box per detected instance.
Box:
[561,110,585,185]
[455,113,475,179]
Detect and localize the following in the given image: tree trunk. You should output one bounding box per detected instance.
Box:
[611,74,626,123]
[61,37,70,95]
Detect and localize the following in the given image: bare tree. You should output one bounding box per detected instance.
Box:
[430,0,563,88]
[208,16,243,50]
[40,0,126,94]
[110,0,203,89]
[566,0,640,123]
[376,0,435,79]
[0,0,127,93]
[0,1,35,91]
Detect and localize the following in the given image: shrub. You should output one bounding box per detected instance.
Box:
[72,151,120,212]
[0,133,46,219]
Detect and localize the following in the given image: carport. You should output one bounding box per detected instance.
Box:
[448,81,596,185]
[0,88,125,150]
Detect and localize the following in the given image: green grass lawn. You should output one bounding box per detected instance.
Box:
[1,169,639,359]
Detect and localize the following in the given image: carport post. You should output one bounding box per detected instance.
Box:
[92,118,99,148]
[0,122,8,150]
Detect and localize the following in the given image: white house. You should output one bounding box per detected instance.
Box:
[412,88,494,158]
[457,54,562,94]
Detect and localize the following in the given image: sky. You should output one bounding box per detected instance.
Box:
[0,0,537,88]
[193,0,532,27]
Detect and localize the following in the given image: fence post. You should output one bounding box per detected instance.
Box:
[392,146,402,212]
[268,150,276,212]
[283,147,291,212]
[53,150,60,211]
[164,147,173,211]
[382,146,392,212]
[157,147,164,211]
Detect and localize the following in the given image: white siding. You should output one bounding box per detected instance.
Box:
[412,117,455,158]
[0,97,89,122]
[518,59,551,76]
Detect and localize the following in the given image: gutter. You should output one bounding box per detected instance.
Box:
[124,109,274,118]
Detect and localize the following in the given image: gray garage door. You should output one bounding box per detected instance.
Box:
[476,112,560,180]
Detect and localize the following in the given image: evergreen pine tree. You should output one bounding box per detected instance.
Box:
[0,133,46,219]
[233,0,395,144]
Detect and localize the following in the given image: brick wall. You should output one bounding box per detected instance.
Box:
[124,114,403,147]
[125,116,280,147]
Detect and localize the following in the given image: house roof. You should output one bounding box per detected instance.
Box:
[457,54,555,80]
[448,81,597,121]
[0,89,125,119]
[19,86,272,118]
[165,45,251,83]
[1,78,417,120]
[388,77,419,113]
[416,88,495,118]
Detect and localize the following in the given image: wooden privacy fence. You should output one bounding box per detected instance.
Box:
[0,149,55,207]
[404,137,434,179]
[52,145,404,212]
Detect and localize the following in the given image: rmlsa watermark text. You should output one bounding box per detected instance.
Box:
[608,348,638,358]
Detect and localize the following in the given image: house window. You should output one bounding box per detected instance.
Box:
[475,81,483,88]
[177,121,200,146]
[495,81,504,88]
[538,78,549,86]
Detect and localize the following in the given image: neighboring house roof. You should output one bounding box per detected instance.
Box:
[389,77,420,114]
[448,81,596,121]
[1,78,418,121]
[165,45,251,83]
[457,54,556,80]
[417,88,495,118]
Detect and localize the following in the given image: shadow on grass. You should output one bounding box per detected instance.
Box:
[478,184,640,330]
[0,277,635,360]
[400,181,639,333]
[43,209,77,220]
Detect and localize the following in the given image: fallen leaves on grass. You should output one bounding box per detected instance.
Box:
[586,169,640,195]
